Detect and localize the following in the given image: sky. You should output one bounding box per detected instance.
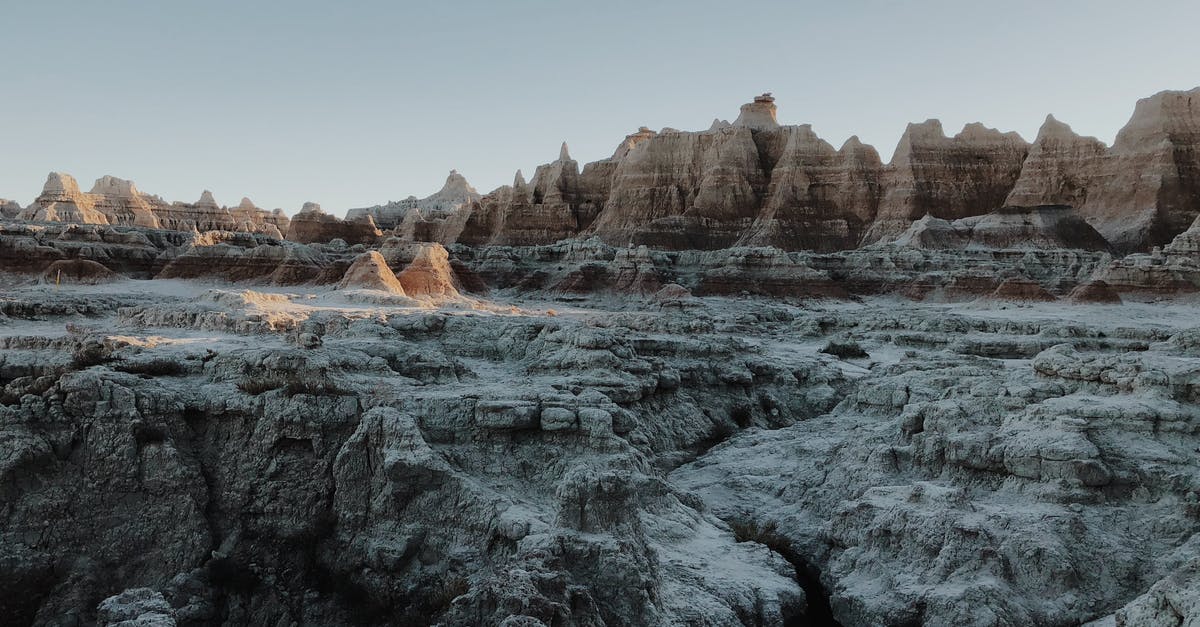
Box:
[2,0,1199,216]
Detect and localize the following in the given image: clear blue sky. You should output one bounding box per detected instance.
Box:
[2,0,1198,216]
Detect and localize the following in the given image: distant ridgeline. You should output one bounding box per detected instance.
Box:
[4,87,1200,255]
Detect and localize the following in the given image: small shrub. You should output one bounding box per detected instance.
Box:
[70,341,110,370]
[730,519,791,556]
[820,339,868,359]
[425,574,470,615]
[114,358,184,377]
[237,372,346,397]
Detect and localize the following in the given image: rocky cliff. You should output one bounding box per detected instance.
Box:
[16,173,289,237]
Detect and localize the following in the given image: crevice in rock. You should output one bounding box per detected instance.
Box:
[729,519,842,627]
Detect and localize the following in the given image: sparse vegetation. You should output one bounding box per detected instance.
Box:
[729,519,791,556]
[70,341,110,370]
[237,372,347,397]
[820,339,868,359]
[425,574,470,615]
[114,358,185,376]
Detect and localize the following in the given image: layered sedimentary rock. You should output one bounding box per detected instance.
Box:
[16,173,289,236]
[85,176,163,228]
[1004,115,1107,209]
[739,129,883,251]
[862,121,1029,243]
[1077,87,1200,251]
[286,202,380,245]
[337,250,407,294]
[588,123,767,249]
[394,242,461,299]
[19,173,111,224]
[346,170,481,232]
[157,230,339,284]
[890,206,1111,251]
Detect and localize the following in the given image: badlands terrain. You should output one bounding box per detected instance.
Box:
[2,89,1200,626]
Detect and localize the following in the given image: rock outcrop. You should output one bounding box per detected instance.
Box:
[19,172,111,224]
[862,121,1030,243]
[16,173,289,237]
[0,199,22,219]
[1004,115,1107,210]
[286,203,380,245]
[337,250,407,294]
[346,170,481,232]
[890,205,1111,251]
[1077,87,1200,251]
[41,259,120,285]
[394,243,461,299]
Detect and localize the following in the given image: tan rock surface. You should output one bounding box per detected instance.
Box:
[337,250,407,294]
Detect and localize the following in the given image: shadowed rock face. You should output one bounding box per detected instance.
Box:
[1005,88,1200,252]
[862,121,1030,243]
[1005,115,1108,210]
[287,203,380,246]
[1078,87,1200,251]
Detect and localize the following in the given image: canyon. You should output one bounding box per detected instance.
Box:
[1,87,1199,627]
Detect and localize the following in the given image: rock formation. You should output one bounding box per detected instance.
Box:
[394,243,461,299]
[19,172,111,224]
[337,250,407,294]
[739,130,883,251]
[286,202,381,245]
[1003,88,1200,252]
[15,173,290,237]
[1004,115,1107,210]
[862,121,1029,243]
[1067,279,1123,304]
[890,205,1111,251]
[0,199,22,219]
[346,170,481,232]
[41,259,120,285]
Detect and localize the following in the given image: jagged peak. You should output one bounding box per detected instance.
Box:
[732,93,780,131]
[299,202,324,215]
[513,170,527,188]
[905,119,947,140]
[956,122,1026,144]
[1033,114,1104,146]
[238,197,257,210]
[559,142,571,162]
[1113,85,1200,152]
[43,171,82,195]
[838,136,882,165]
[708,119,731,132]
[434,169,478,198]
[196,190,219,207]
[89,175,140,198]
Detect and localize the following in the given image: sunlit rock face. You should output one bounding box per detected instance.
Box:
[15,173,288,236]
[19,172,111,224]
[588,122,767,249]
[732,92,781,131]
